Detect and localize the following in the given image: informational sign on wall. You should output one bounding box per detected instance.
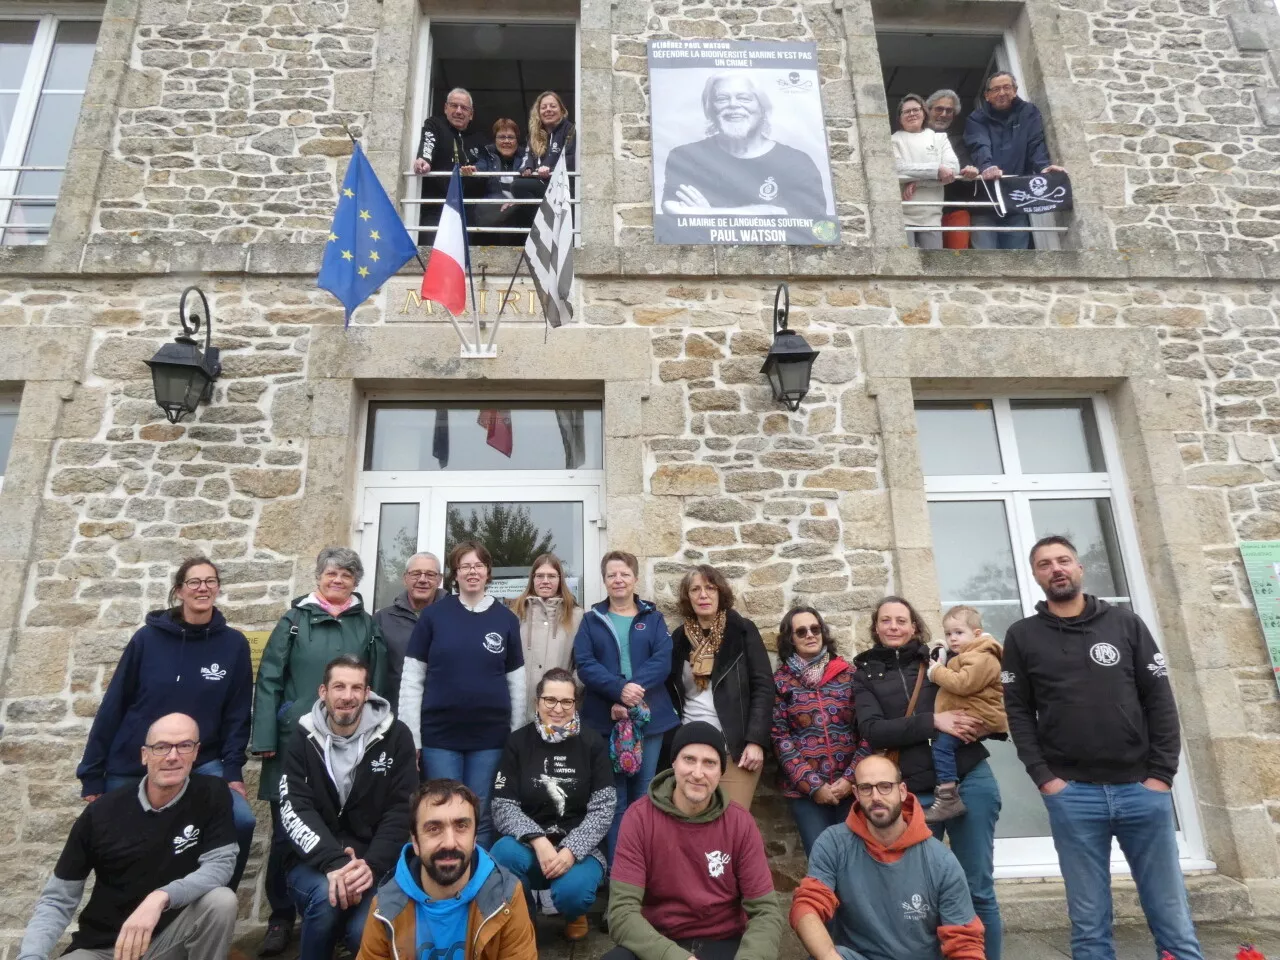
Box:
[246,630,271,676]
[648,39,840,245]
[1240,541,1280,692]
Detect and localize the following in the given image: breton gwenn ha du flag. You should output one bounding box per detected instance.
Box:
[317,143,419,326]
[524,153,574,328]
[420,165,470,315]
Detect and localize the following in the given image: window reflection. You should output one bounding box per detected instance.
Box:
[366,403,602,472]
[1011,400,1104,474]
[916,401,1002,476]
[1030,498,1129,599]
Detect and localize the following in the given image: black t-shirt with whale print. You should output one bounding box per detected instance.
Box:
[52,774,234,952]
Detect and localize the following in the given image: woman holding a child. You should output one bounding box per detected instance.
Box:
[852,596,1006,960]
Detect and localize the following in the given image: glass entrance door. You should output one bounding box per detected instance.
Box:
[359,480,603,614]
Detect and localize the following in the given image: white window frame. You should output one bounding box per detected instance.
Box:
[403,13,582,245]
[354,392,607,611]
[0,6,101,245]
[0,400,18,493]
[919,392,1212,877]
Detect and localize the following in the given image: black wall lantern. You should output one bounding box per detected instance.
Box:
[760,282,818,412]
[145,286,221,424]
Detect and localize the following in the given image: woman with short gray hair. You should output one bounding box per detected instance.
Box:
[248,544,386,955]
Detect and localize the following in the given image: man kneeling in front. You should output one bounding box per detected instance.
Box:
[606,721,783,960]
[19,713,238,960]
[358,779,536,960]
[791,754,985,960]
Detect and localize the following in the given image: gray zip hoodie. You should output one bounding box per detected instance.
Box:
[309,692,392,806]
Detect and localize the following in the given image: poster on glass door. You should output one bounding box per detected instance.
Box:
[648,39,840,245]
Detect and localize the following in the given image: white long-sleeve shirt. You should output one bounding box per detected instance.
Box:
[892,128,961,227]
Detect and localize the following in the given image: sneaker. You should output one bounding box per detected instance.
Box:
[924,783,967,824]
[259,919,293,958]
[564,916,589,941]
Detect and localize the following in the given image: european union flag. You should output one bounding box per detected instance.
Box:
[317,143,419,325]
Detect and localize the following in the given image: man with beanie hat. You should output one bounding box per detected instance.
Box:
[605,721,783,960]
[357,779,536,960]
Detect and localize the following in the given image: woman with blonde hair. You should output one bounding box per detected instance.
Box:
[511,553,584,717]
[520,90,576,178]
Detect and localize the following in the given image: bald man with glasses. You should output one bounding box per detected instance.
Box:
[374,552,446,714]
[19,713,238,960]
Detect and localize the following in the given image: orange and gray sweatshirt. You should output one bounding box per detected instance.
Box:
[789,794,985,960]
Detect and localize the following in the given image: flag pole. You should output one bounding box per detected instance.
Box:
[487,248,529,351]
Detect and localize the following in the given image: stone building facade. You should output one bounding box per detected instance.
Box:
[2,0,1280,948]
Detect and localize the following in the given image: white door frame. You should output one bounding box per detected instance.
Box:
[357,471,607,611]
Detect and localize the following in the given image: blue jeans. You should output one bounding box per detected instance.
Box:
[421,746,504,849]
[788,796,854,857]
[489,836,604,919]
[931,733,961,784]
[607,732,664,864]
[1044,781,1203,960]
[287,861,373,960]
[971,211,1032,249]
[107,759,256,892]
[917,759,1004,960]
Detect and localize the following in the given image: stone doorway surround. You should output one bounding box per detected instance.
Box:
[861,325,1280,910]
[291,323,654,585]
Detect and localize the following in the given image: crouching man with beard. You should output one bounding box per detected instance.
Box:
[790,755,985,960]
[357,779,537,960]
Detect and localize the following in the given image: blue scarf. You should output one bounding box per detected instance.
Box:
[394,842,495,959]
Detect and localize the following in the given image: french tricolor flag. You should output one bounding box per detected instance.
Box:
[420,165,469,315]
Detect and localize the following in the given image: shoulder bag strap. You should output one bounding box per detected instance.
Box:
[904,662,926,717]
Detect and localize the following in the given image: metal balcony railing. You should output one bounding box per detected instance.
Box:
[401,169,581,241]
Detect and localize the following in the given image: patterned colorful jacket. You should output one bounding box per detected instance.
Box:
[771,656,865,799]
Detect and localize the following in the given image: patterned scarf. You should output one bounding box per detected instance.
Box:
[610,703,650,775]
[536,712,580,744]
[787,650,831,689]
[306,592,356,618]
[685,611,727,691]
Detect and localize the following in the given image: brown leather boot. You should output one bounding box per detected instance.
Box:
[564,915,590,941]
[925,782,967,823]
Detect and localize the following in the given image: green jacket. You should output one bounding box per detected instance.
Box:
[250,594,385,801]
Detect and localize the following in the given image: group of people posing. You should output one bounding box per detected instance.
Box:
[20,534,1204,960]
[414,86,575,244]
[892,72,1065,251]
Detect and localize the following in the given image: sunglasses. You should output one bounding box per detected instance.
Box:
[792,625,822,639]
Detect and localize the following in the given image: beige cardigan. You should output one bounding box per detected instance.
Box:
[517,596,584,717]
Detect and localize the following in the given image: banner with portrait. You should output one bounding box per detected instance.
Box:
[648,39,841,246]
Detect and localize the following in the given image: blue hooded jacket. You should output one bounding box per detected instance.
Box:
[572,598,678,738]
[963,96,1052,180]
[76,607,253,796]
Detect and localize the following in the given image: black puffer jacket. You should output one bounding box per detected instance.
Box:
[665,610,774,761]
[852,638,988,794]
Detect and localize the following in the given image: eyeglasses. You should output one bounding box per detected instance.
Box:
[182,578,220,590]
[900,109,924,117]
[539,696,576,710]
[855,780,901,798]
[792,625,822,639]
[496,134,518,142]
[457,563,486,573]
[930,106,956,115]
[407,571,440,581]
[533,573,559,581]
[144,740,199,758]
[988,83,1016,94]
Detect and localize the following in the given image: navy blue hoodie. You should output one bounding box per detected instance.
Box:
[76,608,253,796]
[963,96,1052,180]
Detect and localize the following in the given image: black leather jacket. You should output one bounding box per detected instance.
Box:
[665,609,774,761]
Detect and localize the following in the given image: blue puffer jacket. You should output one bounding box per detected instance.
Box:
[572,598,678,738]
[963,96,1052,179]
